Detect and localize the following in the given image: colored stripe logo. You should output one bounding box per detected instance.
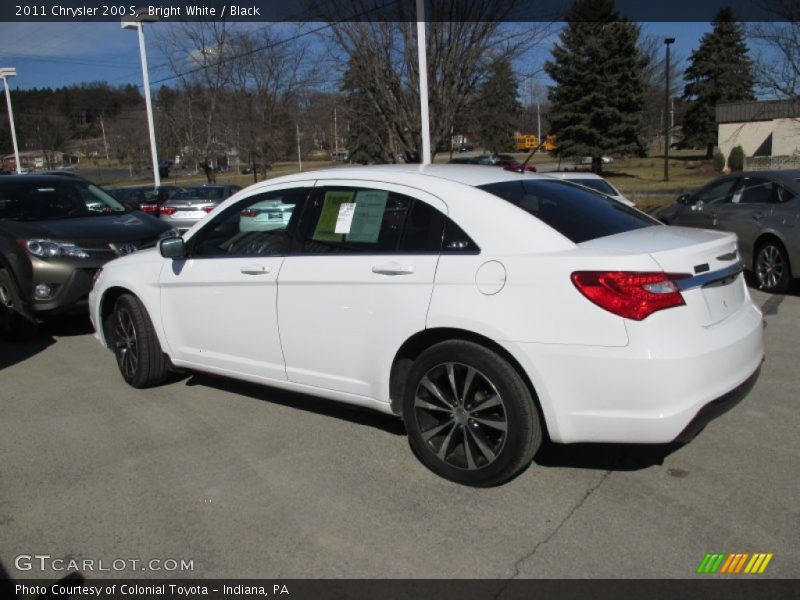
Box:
[697,553,773,574]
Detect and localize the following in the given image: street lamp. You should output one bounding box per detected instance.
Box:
[664,37,675,182]
[122,9,161,187]
[0,67,21,174]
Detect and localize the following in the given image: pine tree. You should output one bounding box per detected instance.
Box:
[544,0,648,173]
[341,52,388,165]
[681,8,755,157]
[475,58,520,154]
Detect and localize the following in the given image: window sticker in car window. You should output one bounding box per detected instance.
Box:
[346,190,389,243]
[335,202,357,233]
[312,190,355,241]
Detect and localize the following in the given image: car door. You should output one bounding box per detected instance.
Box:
[158,183,311,381]
[677,178,739,229]
[277,180,447,399]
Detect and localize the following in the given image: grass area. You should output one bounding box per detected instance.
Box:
[95,150,721,216]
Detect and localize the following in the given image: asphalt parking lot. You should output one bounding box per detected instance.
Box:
[1,287,798,580]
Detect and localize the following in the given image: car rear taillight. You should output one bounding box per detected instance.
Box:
[571,271,690,321]
[139,203,159,214]
[241,209,258,218]
[203,205,215,213]
[161,207,177,216]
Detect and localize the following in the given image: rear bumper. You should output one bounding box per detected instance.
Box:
[674,366,761,443]
[502,299,764,444]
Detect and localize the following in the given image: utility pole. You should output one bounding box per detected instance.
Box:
[664,37,675,182]
[100,114,110,162]
[333,105,338,155]
[296,123,302,172]
[537,103,541,147]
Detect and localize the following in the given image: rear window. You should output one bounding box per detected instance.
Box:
[478,179,656,243]
[565,178,617,196]
[173,187,225,201]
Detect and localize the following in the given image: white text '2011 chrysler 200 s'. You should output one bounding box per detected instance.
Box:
[89,165,764,486]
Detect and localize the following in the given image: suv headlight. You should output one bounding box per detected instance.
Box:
[25,239,90,259]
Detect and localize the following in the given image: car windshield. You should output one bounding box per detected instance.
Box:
[0,180,127,221]
[172,187,226,201]
[478,179,657,243]
[566,178,617,196]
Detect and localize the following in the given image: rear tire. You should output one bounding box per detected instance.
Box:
[402,340,542,487]
[107,294,168,388]
[0,269,36,341]
[754,240,791,294]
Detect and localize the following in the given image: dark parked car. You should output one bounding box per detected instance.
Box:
[106,185,184,215]
[0,175,174,338]
[657,170,800,293]
[159,184,242,233]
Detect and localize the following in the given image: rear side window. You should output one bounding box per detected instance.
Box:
[478,180,656,243]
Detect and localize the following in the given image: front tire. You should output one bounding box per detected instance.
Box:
[754,240,791,293]
[0,269,36,341]
[107,294,168,388]
[403,340,542,487]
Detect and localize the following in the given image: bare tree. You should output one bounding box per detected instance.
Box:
[328,0,550,161]
[749,1,800,104]
[227,26,317,182]
[156,21,234,183]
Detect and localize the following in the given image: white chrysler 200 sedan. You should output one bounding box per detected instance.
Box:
[89,165,764,486]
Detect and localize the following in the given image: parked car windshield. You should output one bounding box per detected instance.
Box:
[0,180,127,221]
[478,179,656,243]
[172,187,226,201]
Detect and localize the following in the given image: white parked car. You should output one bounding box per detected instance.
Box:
[89,165,764,486]
[544,172,634,206]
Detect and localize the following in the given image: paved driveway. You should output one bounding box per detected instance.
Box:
[0,288,797,579]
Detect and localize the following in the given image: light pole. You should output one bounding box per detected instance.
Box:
[664,37,675,182]
[0,68,21,174]
[416,0,431,164]
[122,10,160,187]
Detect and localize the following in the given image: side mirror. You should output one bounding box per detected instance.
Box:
[690,200,704,212]
[678,193,690,205]
[159,236,186,259]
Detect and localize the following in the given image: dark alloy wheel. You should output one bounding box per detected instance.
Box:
[108,294,168,388]
[755,241,791,294]
[403,340,541,487]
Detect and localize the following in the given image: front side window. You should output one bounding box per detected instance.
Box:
[695,179,739,205]
[189,187,309,257]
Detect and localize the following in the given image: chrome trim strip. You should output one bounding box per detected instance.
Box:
[675,261,744,291]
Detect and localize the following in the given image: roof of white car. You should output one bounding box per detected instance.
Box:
[265,163,539,188]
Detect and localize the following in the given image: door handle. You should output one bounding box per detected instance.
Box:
[240,265,271,275]
[372,263,416,276]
